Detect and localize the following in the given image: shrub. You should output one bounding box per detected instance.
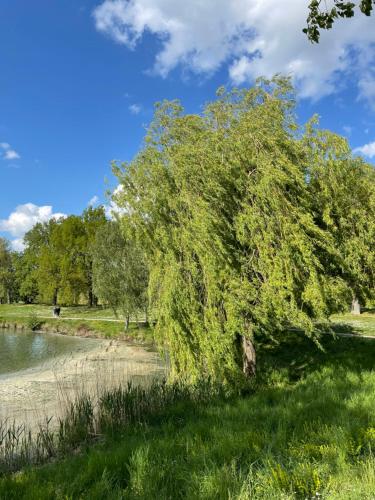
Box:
[25,313,43,331]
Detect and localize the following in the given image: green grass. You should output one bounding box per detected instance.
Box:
[0,315,153,342]
[2,330,375,499]
[331,311,375,337]
[0,304,153,342]
[3,303,375,341]
[0,303,128,320]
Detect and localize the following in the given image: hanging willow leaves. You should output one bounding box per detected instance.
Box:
[114,76,375,385]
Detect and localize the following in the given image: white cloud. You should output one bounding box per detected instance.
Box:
[129,103,141,114]
[105,184,126,219]
[93,0,375,103]
[10,238,27,252]
[343,125,352,136]
[353,141,375,158]
[0,203,66,250]
[358,72,375,110]
[4,149,20,160]
[88,195,99,206]
[1,141,20,161]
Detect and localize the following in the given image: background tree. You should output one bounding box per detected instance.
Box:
[305,1,374,42]
[92,221,148,329]
[0,238,13,304]
[304,122,375,314]
[81,206,107,307]
[36,219,63,305]
[20,221,53,303]
[8,251,23,303]
[51,215,87,305]
[19,209,108,306]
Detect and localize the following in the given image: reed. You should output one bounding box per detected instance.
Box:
[0,367,222,474]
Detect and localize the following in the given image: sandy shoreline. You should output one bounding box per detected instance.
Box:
[0,336,165,429]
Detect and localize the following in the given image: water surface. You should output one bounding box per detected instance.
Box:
[0,330,99,376]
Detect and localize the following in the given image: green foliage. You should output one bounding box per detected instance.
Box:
[81,206,108,306]
[92,221,148,328]
[19,221,52,303]
[0,303,154,342]
[0,238,12,304]
[113,77,370,384]
[304,121,375,309]
[16,207,107,306]
[25,312,43,331]
[304,1,374,43]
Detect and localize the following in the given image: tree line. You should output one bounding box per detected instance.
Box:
[0,207,148,327]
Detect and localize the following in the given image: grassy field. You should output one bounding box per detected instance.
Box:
[3,303,375,342]
[331,311,375,337]
[0,303,135,320]
[0,304,153,342]
[1,314,375,498]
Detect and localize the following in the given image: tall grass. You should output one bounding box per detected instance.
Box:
[0,379,225,475]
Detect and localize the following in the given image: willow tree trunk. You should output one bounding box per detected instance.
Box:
[351,297,361,315]
[242,336,256,376]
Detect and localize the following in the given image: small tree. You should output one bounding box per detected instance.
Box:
[92,221,148,330]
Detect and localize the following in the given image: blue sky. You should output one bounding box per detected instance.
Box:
[1,0,375,249]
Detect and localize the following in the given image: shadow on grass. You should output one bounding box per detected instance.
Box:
[255,326,375,384]
[361,307,375,314]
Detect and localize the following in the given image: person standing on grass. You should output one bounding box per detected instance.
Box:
[53,306,61,317]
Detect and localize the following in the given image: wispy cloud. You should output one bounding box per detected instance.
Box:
[353,141,375,158]
[129,103,141,115]
[343,125,352,136]
[1,142,21,161]
[88,195,99,206]
[4,149,20,160]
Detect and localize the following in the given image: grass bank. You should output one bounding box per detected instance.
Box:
[0,304,153,343]
[2,321,375,499]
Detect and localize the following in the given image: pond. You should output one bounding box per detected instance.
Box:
[0,330,99,377]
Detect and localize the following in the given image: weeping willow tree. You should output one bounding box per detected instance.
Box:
[113,77,368,384]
